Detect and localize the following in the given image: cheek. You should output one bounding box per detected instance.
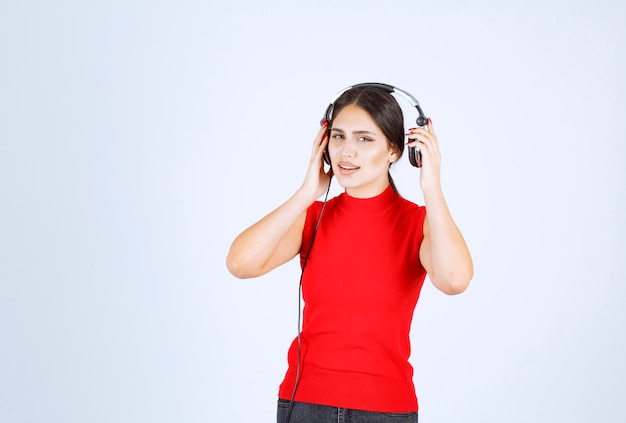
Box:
[371,148,394,164]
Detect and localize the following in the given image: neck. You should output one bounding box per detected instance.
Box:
[345,180,391,199]
[338,184,397,216]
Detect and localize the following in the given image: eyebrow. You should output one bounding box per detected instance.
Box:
[330,128,378,136]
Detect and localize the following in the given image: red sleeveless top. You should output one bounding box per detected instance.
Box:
[278,185,427,412]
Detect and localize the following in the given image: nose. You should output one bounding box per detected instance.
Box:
[341,138,356,158]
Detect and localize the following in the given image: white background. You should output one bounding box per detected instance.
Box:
[1,1,625,422]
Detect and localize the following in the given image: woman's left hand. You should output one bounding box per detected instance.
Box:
[406,118,441,194]
[409,118,473,295]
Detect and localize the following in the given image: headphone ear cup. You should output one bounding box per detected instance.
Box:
[323,148,331,165]
[407,145,422,168]
[323,126,331,165]
[410,115,427,167]
[321,120,331,165]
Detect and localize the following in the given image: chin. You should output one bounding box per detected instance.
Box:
[333,175,358,190]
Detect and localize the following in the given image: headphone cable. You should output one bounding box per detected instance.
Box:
[284,176,332,423]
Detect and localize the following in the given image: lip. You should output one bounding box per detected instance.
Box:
[337,161,360,175]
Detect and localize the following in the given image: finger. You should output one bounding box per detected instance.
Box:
[315,123,327,143]
[405,136,429,157]
[408,126,439,155]
[426,117,436,137]
[318,133,329,155]
[405,128,433,146]
[405,130,437,163]
[312,121,329,151]
[424,118,441,155]
[313,133,329,164]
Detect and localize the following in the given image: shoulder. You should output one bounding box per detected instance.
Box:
[308,194,341,214]
[304,195,342,229]
[395,195,426,216]
[392,195,427,238]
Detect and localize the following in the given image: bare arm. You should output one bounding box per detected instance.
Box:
[226,122,331,279]
[407,118,474,294]
[226,193,309,279]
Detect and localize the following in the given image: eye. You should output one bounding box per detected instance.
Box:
[358,136,373,142]
[331,133,344,140]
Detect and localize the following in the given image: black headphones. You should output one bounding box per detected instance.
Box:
[321,82,428,168]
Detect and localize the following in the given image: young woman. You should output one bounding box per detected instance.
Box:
[226,85,473,423]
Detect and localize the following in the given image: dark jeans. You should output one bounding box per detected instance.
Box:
[277,399,418,423]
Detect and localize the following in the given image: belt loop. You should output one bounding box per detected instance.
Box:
[337,407,344,423]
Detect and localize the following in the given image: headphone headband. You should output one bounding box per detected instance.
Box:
[322,82,427,167]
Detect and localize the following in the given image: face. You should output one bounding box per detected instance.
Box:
[329,104,399,198]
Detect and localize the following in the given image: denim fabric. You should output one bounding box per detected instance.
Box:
[277,399,418,423]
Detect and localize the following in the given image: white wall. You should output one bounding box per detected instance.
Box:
[1,0,624,421]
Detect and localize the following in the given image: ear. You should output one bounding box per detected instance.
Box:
[388,147,400,164]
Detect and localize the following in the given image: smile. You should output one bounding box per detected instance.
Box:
[337,162,361,175]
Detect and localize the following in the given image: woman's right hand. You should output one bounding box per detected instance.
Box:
[299,120,332,200]
[226,121,331,279]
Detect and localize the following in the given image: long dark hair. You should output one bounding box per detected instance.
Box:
[329,86,405,193]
